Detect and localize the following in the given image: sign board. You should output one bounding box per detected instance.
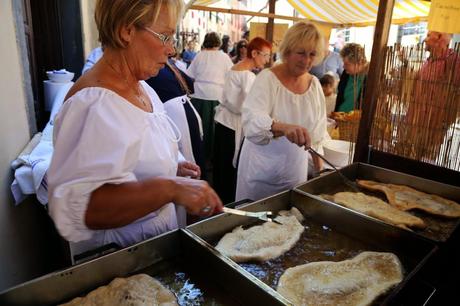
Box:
[428,0,460,33]
[249,22,289,52]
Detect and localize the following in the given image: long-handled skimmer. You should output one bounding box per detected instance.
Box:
[307,146,360,192]
[222,207,282,225]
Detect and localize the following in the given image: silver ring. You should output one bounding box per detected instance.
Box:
[200,205,211,213]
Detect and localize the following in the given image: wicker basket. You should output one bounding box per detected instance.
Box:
[336,119,360,142]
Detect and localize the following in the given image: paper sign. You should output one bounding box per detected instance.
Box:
[249,22,289,52]
[428,0,460,33]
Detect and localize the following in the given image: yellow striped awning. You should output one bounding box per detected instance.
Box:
[287,0,431,26]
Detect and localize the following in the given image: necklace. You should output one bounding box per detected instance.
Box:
[104,58,150,110]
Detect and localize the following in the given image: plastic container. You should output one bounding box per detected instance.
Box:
[323,139,355,167]
[46,69,74,83]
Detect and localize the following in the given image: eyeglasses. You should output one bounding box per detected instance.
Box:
[257,51,271,59]
[143,27,177,46]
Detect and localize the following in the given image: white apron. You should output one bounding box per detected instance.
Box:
[236,136,309,201]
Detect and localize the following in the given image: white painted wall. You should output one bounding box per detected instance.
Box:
[0,1,65,291]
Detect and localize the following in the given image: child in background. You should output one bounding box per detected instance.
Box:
[320,73,337,117]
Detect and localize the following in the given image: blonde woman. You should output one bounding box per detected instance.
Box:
[48,0,222,255]
[236,21,330,201]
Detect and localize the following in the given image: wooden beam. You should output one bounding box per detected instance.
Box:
[189,5,334,26]
[266,0,276,43]
[353,0,395,162]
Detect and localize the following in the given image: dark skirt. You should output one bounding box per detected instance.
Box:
[190,98,219,164]
[213,122,237,204]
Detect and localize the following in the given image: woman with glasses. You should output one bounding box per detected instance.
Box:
[213,37,272,204]
[48,0,223,256]
[231,39,248,64]
[236,21,330,201]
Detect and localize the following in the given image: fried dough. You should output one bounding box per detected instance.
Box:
[60,274,177,306]
[328,192,426,230]
[277,251,403,306]
[357,180,460,218]
[215,207,305,262]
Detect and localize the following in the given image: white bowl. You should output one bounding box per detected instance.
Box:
[323,139,355,167]
[46,70,74,83]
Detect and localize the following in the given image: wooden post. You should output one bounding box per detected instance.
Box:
[266,0,276,43]
[353,0,395,162]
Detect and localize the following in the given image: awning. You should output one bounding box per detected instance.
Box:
[286,0,430,26]
[190,0,431,27]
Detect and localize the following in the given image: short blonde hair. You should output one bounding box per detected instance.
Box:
[278,21,324,64]
[95,0,183,49]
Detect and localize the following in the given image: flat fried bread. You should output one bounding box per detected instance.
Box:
[327,192,426,230]
[277,251,403,306]
[357,180,460,218]
[60,274,177,306]
[215,207,305,262]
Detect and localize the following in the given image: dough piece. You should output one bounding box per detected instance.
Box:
[60,274,178,306]
[277,251,403,306]
[357,180,460,218]
[330,192,426,230]
[215,207,305,262]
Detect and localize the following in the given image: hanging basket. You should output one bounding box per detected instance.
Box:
[331,111,361,142]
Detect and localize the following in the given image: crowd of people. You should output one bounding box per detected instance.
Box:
[48,0,454,257]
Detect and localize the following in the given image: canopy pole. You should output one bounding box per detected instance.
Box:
[353,0,395,162]
[266,0,276,43]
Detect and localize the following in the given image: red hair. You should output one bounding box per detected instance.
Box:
[247,37,272,59]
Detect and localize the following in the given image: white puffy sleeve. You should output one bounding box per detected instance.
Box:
[221,71,256,114]
[186,52,200,79]
[48,89,142,243]
[310,78,330,152]
[241,70,275,145]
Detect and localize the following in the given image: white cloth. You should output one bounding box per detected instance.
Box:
[81,47,103,74]
[163,94,203,164]
[325,93,337,116]
[236,69,329,201]
[186,50,233,101]
[10,83,70,205]
[174,59,187,73]
[215,70,256,167]
[48,82,180,254]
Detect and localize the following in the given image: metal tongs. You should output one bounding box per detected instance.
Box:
[222,207,282,225]
[307,146,360,192]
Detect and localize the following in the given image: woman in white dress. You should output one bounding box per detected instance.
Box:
[186,32,233,167]
[213,37,272,203]
[236,21,330,201]
[48,0,223,256]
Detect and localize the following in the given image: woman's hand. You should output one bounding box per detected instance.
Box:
[271,121,311,149]
[171,177,223,217]
[177,161,201,179]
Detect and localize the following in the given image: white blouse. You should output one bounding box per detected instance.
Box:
[236,69,330,201]
[186,50,233,101]
[215,70,256,166]
[242,69,328,151]
[48,83,180,254]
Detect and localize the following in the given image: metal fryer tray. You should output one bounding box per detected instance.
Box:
[295,162,460,242]
[0,229,287,306]
[186,190,437,305]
